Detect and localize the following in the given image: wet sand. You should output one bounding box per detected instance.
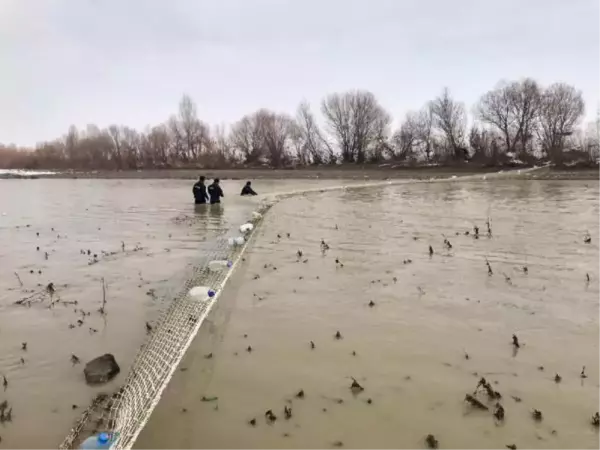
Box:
[137,179,599,449]
[0,177,352,448]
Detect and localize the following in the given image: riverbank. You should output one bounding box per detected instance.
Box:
[135,178,599,449]
[23,165,600,181]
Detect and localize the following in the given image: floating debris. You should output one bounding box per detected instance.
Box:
[512,334,520,349]
[581,366,587,379]
[310,341,315,350]
[554,374,562,383]
[506,445,517,450]
[368,300,375,307]
[350,377,364,394]
[532,409,543,421]
[2,376,7,390]
[511,395,522,403]
[476,377,501,400]
[297,250,303,259]
[295,389,305,399]
[465,394,488,410]
[145,322,153,333]
[523,266,528,274]
[284,405,292,420]
[334,331,342,340]
[486,259,493,275]
[425,434,439,449]
[201,396,218,402]
[0,404,12,423]
[493,403,505,421]
[204,353,213,359]
[332,440,343,448]
[537,366,544,371]
[473,225,479,239]
[248,418,256,427]
[429,245,434,256]
[21,342,27,351]
[584,232,591,244]
[246,346,253,353]
[70,354,81,365]
[265,409,277,423]
[591,412,599,427]
[486,217,492,237]
[444,238,452,250]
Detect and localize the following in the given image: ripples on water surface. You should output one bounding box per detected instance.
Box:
[137,179,599,449]
[0,178,346,448]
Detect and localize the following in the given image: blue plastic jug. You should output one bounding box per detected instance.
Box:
[80,432,112,449]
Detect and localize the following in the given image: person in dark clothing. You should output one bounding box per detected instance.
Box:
[240,181,257,196]
[192,176,209,204]
[207,178,224,204]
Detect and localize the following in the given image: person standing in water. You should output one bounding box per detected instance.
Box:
[240,181,257,196]
[192,176,209,204]
[207,178,224,204]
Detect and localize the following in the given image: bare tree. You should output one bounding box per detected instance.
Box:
[143,125,171,167]
[469,125,504,165]
[176,94,210,161]
[321,90,391,163]
[476,78,542,158]
[261,111,294,167]
[209,125,235,166]
[108,125,124,169]
[230,114,264,164]
[537,83,585,163]
[429,88,467,160]
[64,125,79,166]
[294,101,335,164]
[391,112,420,161]
[392,108,435,162]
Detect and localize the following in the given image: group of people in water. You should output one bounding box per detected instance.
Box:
[193,176,257,204]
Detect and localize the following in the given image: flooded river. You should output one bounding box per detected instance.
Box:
[135,179,599,449]
[0,178,347,449]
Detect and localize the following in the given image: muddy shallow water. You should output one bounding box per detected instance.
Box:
[0,178,352,449]
[137,179,599,449]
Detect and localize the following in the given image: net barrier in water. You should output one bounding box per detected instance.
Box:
[58,196,277,450]
[59,168,543,450]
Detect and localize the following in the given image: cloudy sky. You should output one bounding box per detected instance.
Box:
[0,0,598,146]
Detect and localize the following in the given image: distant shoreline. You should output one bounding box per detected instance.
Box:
[1,165,598,181]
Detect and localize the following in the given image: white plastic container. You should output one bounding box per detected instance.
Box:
[239,223,254,233]
[188,286,216,300]
[80,433,112,449]
[208,260,233,271]
[227,236,246,247]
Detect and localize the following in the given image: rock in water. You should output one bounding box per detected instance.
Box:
[84,354,120,384]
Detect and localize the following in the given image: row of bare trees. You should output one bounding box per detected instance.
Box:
[1,78,598,171]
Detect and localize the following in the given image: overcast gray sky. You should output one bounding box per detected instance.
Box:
[0,0,598,146]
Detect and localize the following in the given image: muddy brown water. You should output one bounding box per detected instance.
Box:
[0,178,350,449]
[135,179,599,449]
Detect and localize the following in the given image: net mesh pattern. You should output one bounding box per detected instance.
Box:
[59,195,277,450]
